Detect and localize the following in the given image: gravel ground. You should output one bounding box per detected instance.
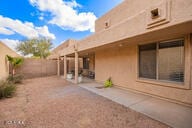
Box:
[0,76,170,128]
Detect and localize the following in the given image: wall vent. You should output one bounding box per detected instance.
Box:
[151,8,159,19]
[104,20,110,29]
[146,0,171,29]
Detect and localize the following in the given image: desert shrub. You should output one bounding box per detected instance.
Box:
[2,85,16,98]
[104,77,113,88]
[0,81,16,99]
[7,74,23,84]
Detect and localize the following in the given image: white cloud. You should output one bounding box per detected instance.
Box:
[39,16,44,20]
[0,38,20,52]
[64,0,81,8]
[0,15,55,39]
[36,25,55,39]
[0,27,15,35]
[29,0,97,32]
[38,12,44,20]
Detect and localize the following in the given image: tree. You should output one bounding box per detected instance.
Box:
[6,55,24,76]
[16,38,53,58]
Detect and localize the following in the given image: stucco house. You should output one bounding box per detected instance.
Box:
[51,0,192,107]
[49,39,85,76]
[0,41,20,80]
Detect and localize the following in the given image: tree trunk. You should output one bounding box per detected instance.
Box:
[12,68,15,76]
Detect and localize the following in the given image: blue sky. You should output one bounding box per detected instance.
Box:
[0,0,123,51]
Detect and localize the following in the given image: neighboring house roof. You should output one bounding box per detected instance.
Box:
[0,41,20,57]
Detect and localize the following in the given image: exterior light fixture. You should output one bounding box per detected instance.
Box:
[119,44,123,47]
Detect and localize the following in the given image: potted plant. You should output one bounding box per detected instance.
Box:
[67,71,73,79]
[78,74,83,83]
[104,77,113,88]
[96,77,113,89]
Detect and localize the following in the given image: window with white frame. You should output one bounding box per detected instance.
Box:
[139,38,184,83]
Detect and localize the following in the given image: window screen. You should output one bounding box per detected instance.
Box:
[158,39,184,82]
[139,43,157,79]
[138,39,185,83]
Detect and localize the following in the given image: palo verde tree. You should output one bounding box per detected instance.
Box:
[16,38,53,59]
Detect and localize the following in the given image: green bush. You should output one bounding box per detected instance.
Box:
[7,74,23,84]
[104,77,113,88]
[0,81,16,99]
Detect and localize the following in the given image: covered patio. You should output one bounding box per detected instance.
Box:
[56,51,95,84]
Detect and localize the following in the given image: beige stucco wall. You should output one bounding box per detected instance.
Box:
[61,0,192,56]
[16,58,82,78]
[95,0,150,32]
[95,36,192,106]
[16,58,58,79]
[0,42,19,80]
[60,60,64,75]
[95,0,192,32]
[49,39,78,59]
[89,54,95,72]
[67,58,83,73]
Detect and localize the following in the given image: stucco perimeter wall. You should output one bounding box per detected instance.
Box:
[16,59,58,79]
[95,43,192,106]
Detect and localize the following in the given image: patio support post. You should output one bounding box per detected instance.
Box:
[57,56,60,76]
[64,55,67,79]
[75,52,79,84]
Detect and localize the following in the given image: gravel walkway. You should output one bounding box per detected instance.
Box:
[0,76,170,128]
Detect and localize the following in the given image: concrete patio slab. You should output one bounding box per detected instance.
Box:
[79,82,151,107]
[130,98,192,128]
[79,82,192,128]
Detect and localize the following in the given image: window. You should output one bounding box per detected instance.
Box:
[139,43,157,79]
[139,39,184,83]
[83,58,89,69]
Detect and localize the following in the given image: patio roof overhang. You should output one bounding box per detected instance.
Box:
[61,20,192,57]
